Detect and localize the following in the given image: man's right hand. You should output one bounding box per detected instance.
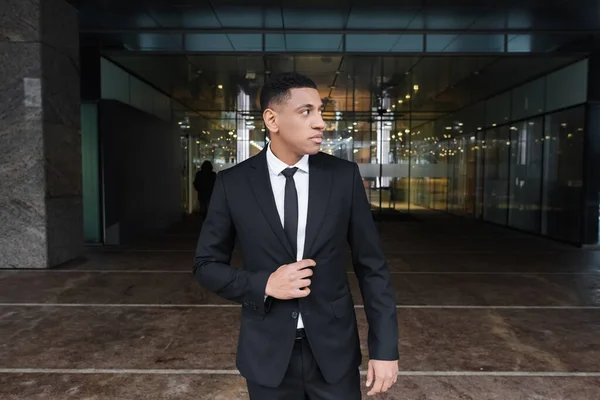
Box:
[265,259,316,300]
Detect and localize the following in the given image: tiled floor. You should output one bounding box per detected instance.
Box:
[1,211,600,399]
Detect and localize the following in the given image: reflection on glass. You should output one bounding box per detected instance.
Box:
[475,130,485,218]
[508,118,543,232]
[483,126,510,225]
[180,136,189,212]
[541,106,585,243]
[410,121,449,211]
[169,54,588,244]
[448,134,477,216]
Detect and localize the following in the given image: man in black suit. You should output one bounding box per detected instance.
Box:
[193,72,399,399]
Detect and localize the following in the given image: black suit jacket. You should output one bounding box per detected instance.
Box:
[193,148,398,388]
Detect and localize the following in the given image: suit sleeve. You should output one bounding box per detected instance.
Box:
[347,163,399,361]
[193,171,271,316]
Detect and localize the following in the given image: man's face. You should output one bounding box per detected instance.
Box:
[268,87,325,156]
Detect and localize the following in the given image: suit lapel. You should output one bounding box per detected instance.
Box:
[303,153,332,257]
[248,148,295,260]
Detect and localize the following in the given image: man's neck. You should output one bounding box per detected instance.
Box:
[270,141,302,166]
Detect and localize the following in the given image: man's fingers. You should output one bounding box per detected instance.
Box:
[296,287,311,297]
[366,364,374,387]
[381,376,394,393]
[367,375,384,396]
[294,259,316,269]
[299,268,313,278]
[296,278,312,288]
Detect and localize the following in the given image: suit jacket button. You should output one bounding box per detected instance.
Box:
[291,311,298,319]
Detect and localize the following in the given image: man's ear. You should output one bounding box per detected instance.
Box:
[263,108,279,134]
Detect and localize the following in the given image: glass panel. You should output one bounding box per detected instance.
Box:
[153,91,172,121]
[448,134,477,216]
[180,135,190,213]
[507,34,584,53]
[410,122,448,211]
[229,34,262,51]
[213,6,264,27]
[137,33,182,50]
[285,34,343,52]
[425,34,455,52]
[475,129,485,219]
[433,125,449,212]
[507,34,533,53]
[485,92,511,127]
[129,77,154,115]
[545,59,588,112]
[483,126,510,225]
[508,118,543,232]
[346,8,420,28]
[264,8,283,28]
[281,9,346,29]
[265,34,286,51]
[426,34,505,53]
[345,34,423,52]
[185,34,234,51]
[150,9,220,28]
[541,106,585,243]
[347,4,419,29]
[81,104,101,243]
[511,77,545,121]
[385,126,411,212]
[100,58,130,104]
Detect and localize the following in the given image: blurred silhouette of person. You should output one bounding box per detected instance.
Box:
[194,161,216,215]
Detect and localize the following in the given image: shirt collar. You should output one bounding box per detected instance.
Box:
[266,142,309,176]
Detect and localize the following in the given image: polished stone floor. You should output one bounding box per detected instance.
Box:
[1,211,600,399]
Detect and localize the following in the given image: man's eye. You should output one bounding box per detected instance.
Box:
[301,109,309,115]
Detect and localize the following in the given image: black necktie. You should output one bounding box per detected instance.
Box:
[281,167,299,258]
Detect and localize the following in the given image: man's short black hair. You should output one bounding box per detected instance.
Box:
[259,72,318,113]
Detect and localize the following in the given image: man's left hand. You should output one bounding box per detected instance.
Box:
[365,359,398,396]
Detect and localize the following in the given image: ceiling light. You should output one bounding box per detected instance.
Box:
[413,84,419,91]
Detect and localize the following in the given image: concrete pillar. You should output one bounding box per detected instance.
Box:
[0,0,83,268]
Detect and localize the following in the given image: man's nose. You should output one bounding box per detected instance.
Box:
[313,114,325,130]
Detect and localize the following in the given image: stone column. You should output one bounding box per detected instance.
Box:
[0,0,83,268]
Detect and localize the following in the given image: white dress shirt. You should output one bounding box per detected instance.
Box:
[266,143,309,329]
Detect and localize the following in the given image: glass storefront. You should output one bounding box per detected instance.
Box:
[429,105,585,244]
[172,55,588,243]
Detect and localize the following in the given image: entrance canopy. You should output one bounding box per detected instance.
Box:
[74,0,600,54]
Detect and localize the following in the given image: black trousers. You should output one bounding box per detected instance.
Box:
[246,329,362,400]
